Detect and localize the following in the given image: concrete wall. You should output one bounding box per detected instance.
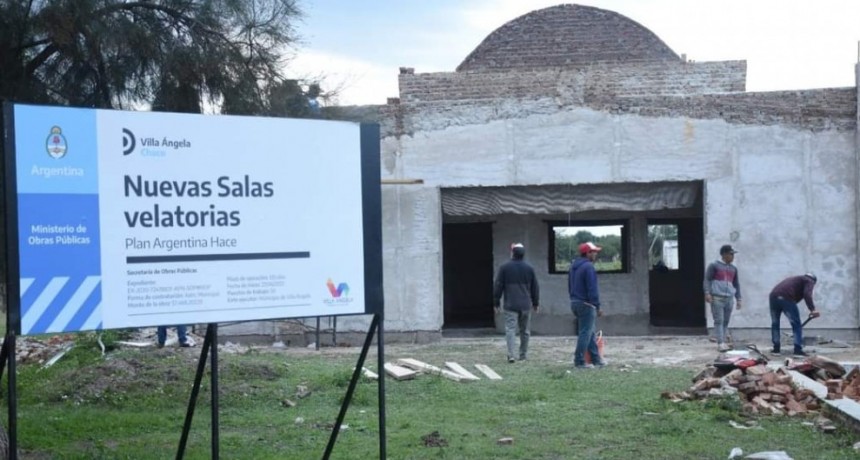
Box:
[380,97,858,336]
[223,77,858,342]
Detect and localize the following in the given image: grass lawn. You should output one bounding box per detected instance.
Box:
[8,333,860,459]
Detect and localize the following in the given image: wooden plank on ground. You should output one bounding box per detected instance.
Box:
[384,363,417,381]
[360,367,378,380]
[444,362,480,380]
[396,358,465,382]
[474,364,502,380]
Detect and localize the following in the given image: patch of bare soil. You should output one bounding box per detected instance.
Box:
[421,430,448,447]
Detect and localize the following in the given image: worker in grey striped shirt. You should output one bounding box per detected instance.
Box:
[703,244,742,352]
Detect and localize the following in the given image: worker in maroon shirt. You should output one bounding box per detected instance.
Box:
[769,273,821,357]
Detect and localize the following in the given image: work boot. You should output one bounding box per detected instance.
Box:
[793,348,810,357]
[717,343,730,352]
[507,357,516,363]
[770,347,781,355]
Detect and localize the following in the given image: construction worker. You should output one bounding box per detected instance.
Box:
[704,244,742,352]
[493,243,540,363]
[769,273,821,357]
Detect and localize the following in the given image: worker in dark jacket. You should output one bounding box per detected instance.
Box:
[770,273,821,357]
[493,243,540,363]
[569,241,606,369]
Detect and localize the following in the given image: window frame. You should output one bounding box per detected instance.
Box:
[546,219,629,275]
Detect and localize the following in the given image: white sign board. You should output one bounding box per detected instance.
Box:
[6,104,382,335]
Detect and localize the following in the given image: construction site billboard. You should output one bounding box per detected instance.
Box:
[3,103,382,335]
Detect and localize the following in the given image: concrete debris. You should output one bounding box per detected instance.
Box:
[396,358,468,382]
[474,364,503,380]
[115,341,154,348]
[497,437,514,445]
[380,358,502,382]
[728,420,762,430]
[296,384,311,399]
[96,335,105,355]
[745,451,793,460]
[361,367,379,380]
[787,356,860,401]
[813,416,838,434]
[384,363,418,381]
[42,343,74,369]
[728,447,743,459]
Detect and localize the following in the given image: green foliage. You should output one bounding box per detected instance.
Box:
[647,224,679,266]
[554,226,624,272]
[0,0,320,116]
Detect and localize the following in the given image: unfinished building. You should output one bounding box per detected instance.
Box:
[228,3,859,343]
[371,4,858,341]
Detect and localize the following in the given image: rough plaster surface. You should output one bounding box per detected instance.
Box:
[382,104,857,335]
[380,186,442,331]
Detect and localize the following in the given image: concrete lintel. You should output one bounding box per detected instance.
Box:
[788,368,860,433]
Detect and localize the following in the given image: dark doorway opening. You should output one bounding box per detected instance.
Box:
[442,222,494,328]
[648,218,705,328]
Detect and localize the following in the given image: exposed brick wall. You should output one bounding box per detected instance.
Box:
[400,61,746,104]
[372,86,856,137]
[332,69,854,136]
[592,88,857,132]
[458,4,679,71]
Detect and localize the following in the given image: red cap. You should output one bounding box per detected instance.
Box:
[579,242,602,255]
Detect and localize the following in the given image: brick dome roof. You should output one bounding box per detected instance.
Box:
[457,4,680,72]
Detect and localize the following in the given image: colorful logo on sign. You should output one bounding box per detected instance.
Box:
[46,126,68,159]
[326,278,349,298]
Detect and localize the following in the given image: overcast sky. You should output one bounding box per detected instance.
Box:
[291,0,860,106]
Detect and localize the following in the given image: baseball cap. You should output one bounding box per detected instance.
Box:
[510,242,525,256]
[579,242,602,254]
[719,244,737,255]
[804,272,817,282]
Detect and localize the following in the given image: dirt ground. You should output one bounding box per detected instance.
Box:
[234,334,859,376]
[374,335,860,370]
[17,329,858,372]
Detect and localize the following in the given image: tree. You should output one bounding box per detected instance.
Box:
[0,0,319,115]
[0,0,324,315]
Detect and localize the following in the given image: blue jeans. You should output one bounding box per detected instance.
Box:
[710,296,734,344]
[572,301,601,366]
[770,297,802,351]
[157,325,188,345]
[504,310,531,360]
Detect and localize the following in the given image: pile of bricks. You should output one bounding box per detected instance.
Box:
[827,366,860,401]
[662,363,821,416]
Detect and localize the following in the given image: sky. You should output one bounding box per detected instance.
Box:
[290,0,860,106]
